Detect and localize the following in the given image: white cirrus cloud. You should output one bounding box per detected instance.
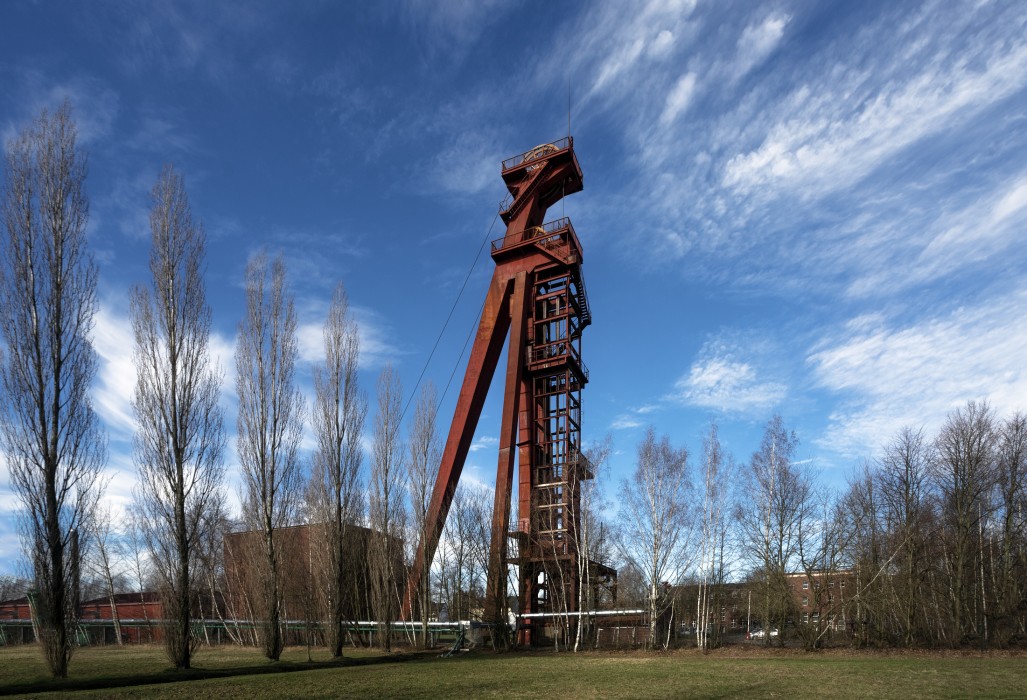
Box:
[610,415,644,431]
[92,305,138,437]
[721,37,1027,201]
[676,357,786,414]
[660,72,698,125]
[733,13,789,80]
[672,339,786,414]
[296,305,401,371]
[469,436,498,452]
[808,286,1027,458]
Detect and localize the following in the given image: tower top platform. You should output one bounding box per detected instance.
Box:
[498,137,583,227]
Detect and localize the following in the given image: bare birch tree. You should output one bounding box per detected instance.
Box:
[132,165,225,668]
[236,252,305,661]
[573,436,612,652]
[368,364,405,651]
[695,421,733,650]
[406,381,440,647]
[0,102,106,677]
[616,427,691,649]
[307,282,365,657]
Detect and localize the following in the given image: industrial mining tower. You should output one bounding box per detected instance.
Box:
[404,137,613,645]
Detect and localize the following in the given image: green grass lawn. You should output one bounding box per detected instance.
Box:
[1,644,1024,699]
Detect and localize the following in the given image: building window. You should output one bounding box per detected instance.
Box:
[802,596,809,606]
[828,594,834,605]
[829,581,835,589]
[802,581,809,590]
[803,612,809,623]
[841,580,847,589]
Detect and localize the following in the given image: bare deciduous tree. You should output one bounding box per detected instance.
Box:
[86,505,126,645]
[878,426,935,646]
[737,415,806,647]
[307,282,365,657]
[695,421,733,650]
[616,427,691,649]
[406,382,440,648]
[994,412,1026,641]
[132,165,225,668]
[438,482,489,623]
[0,102,106,678]
[934,400,997,644]
[236,252,305,661]
[573,435,612,652]
[368,363,405,651]
[0,575,29,603]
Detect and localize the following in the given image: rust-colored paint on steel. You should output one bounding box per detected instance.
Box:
[403,138,592,646]
[485,271,528,615]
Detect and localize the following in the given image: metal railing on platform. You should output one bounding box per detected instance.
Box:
[491,217,578,253]
[501,137,572,172]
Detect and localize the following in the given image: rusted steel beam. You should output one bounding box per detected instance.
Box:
[402,271,513,619]
[484,272,529,622]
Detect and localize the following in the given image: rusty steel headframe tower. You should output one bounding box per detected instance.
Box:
[404,137,599,644]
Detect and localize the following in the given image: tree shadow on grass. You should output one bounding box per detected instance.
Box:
[0,650,437,697]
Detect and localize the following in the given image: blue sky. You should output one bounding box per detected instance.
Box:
[2,0,1026,575]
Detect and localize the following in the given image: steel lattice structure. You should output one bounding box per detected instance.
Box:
[404,137,605,644]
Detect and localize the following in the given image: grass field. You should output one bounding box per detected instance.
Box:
[1,644,1025,699]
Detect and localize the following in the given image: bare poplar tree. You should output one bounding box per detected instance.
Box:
[368,364,405,651]
[132,165,225,668]
[407,381,440,648]
[0,102,106,677]
[616,427,691,649]
[307,282,365,657]
[236,252,305,661]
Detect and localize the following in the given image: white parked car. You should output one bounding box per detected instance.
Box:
[747,627,779,639]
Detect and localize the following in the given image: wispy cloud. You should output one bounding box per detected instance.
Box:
[671,338,786,414]
[566,0,1027,309]
[610,415,644,431]
[396,0,515,61]
[0,71,120,147]
[675,358,786,414]
[721,36,1027,202]
[808,285,1027,458]
[296,305,401,371]
[732,13,789,82]
[845,170,1027,298]
[92,305,138,437]
[469,435,497,452]
[660,72,697,125]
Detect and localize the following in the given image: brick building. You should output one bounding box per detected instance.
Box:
[222,522,403,632]
[0,591,164,645]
